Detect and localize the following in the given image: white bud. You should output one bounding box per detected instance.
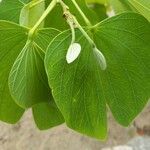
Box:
[93,47,107,70]
[66,43,81,64]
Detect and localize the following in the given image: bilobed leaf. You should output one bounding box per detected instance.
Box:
[32,101,64,130]
[0,21,28,123]
[20,0,45,28]
[128,0,150,21]
[9,28,60,108]
[0,0,23,23]
[45,12,150,139]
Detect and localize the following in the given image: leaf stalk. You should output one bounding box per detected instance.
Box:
[71,0,92,26]
[29,0,57,37]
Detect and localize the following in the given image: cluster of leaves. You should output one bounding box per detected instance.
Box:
[0,0,150,139]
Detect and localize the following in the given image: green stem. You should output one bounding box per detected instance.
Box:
[29,0,45,8]
[58,0,106,69]
[71,0,92,26]
[73,16,95,47]
[29,0,57,37]
[58,0,94,46]
[68,21,76,44]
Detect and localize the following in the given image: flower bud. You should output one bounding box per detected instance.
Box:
[66,43,81,64]
[93,47,107,70]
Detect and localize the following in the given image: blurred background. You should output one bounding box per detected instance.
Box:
[0,103,149,150]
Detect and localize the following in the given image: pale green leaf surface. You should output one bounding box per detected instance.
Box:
[9,28,60,108]
[20,0,45,28]
[45,12,150,139]
[128,0,150,21]
[32,101,64,130]
[0,21,28,123]
[109,0,133,14]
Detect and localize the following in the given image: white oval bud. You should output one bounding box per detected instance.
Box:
[66,43,81,64]
[93,47,107,70]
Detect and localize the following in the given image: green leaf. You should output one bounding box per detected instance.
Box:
[1,0,63,128]
[0,20,28,123]
[94,12,150,126]
[45,12,150,139]
[0,0,23,23]
[45,31,107,139]
[9,28,60,108]
[128,0,150,21]
[109,0,150,21]
[19,0,45,28]
[32,101,64,130]
[20,0,31,3]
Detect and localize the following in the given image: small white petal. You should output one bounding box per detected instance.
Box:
[93,47,107,70]
[66,43,81,64]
